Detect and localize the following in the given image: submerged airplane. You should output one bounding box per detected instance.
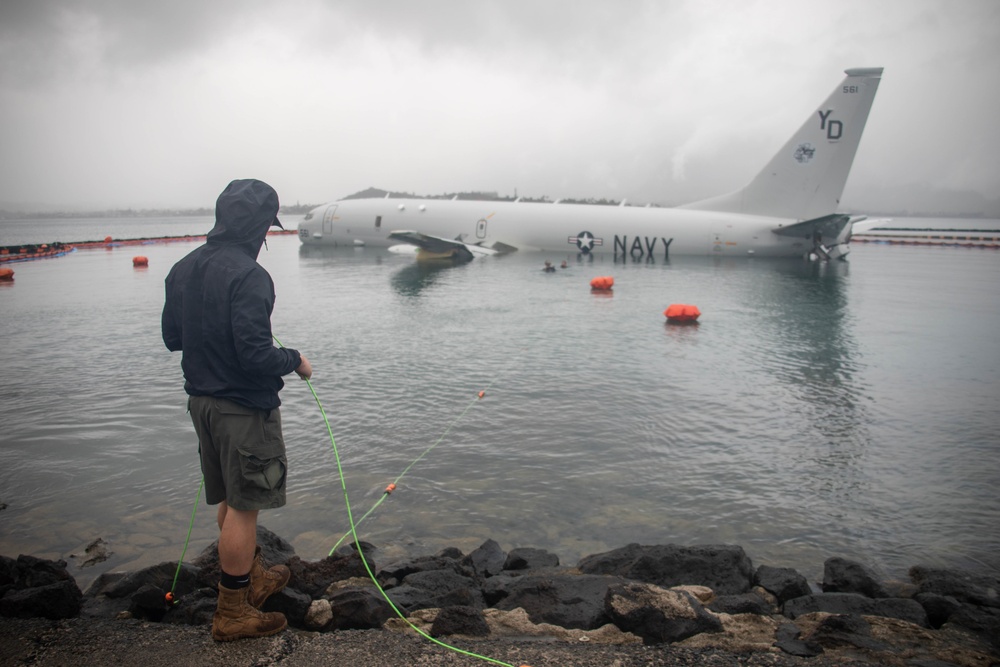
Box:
[299,67,883,261]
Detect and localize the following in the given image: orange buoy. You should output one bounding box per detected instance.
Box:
[0,267,14,281]
[104,235,113,243]
[132,255,149,267]
[664,303,700,323]
[590,276,614,290]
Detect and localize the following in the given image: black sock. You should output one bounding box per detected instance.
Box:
[220,570,251,589]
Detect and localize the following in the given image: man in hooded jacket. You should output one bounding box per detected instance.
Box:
[162,178,312,640]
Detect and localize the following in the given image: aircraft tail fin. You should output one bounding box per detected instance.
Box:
[680,67,882,220]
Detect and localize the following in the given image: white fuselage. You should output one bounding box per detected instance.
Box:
[298,198,836,260]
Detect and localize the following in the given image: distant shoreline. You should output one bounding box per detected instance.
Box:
[0,230,297,261]
[1,204,996,222]
[0,205,317,221]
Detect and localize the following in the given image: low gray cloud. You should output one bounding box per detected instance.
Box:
[1,0,997,215]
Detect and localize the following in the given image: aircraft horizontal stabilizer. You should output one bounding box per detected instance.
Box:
[850,217,892,233]
[772,214,852,239]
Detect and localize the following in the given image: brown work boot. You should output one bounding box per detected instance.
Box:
[212,583,287,641]
[248,545,291,609]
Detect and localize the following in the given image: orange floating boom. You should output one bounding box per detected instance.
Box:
[664,303,701,322]
[590,276,614,290]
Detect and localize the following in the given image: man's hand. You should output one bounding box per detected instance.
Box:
[295,354,313,380]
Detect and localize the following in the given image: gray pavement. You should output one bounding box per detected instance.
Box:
[0,617,868,667]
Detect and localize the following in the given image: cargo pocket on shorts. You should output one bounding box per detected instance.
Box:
[238,441,287,492]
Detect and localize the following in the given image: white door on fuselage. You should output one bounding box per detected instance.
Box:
[322,205,338,235]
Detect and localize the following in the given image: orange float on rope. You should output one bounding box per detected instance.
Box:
[132,255,149,267]
[664,303,700,323]
[0,267,14,281]
[104,236,113,243]
[590,276,614,290]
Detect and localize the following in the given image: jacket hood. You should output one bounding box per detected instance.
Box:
[207,179,281,256]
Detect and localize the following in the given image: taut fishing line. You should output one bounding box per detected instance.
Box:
[327,346,525,555]
[327,375,508,556]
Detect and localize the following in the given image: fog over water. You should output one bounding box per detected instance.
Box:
[2,1,999,216]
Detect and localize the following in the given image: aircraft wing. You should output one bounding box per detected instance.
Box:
[387,230,498,262]
[772,213,872,260]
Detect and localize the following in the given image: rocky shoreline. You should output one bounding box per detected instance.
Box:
[2,527,997,667]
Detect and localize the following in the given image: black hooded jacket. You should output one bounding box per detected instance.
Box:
[162,179,300,411]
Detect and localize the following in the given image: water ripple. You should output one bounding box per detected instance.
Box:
[1,237,998,586]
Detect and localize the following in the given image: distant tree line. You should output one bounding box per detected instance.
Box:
[340,186,656,207]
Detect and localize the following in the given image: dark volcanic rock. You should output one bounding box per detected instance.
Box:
[707,592,774,616]
[430,605,491,637]
[461,539,507,580]
[784,592,928,627]
[605,581,722,645]
[0,556,83,620]
[0,580,82,620]
[915,592,963,628]
[376,554,470,586]
[3,555,77,590]
[754,564,812,604]
[390,570,484,611]
[909,566,1000,608]
[326,587,395,631]
[160,587,217,627]
[806,613,890,653]
[263,585,312,627]
[86,562,199,600]
[286,553,369,598]
[495,573,626,630]
[774,622,823,657]
[822,557,888,598]
[128,584,171,622]
[578,543,754,595]
[4,536,999,666]
[503,547,559,571]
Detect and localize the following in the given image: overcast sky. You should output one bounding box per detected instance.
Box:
[1,0,997,214]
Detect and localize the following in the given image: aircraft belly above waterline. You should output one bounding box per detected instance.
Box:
[299,67,883,261]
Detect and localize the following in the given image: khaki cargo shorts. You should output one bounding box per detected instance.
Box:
[188,396,287,511]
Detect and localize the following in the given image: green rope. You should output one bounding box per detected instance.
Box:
[301,376,518,667]
[278,335,521,667]
[168,477,203,602]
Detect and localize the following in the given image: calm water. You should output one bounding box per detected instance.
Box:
[1,215,998,591]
